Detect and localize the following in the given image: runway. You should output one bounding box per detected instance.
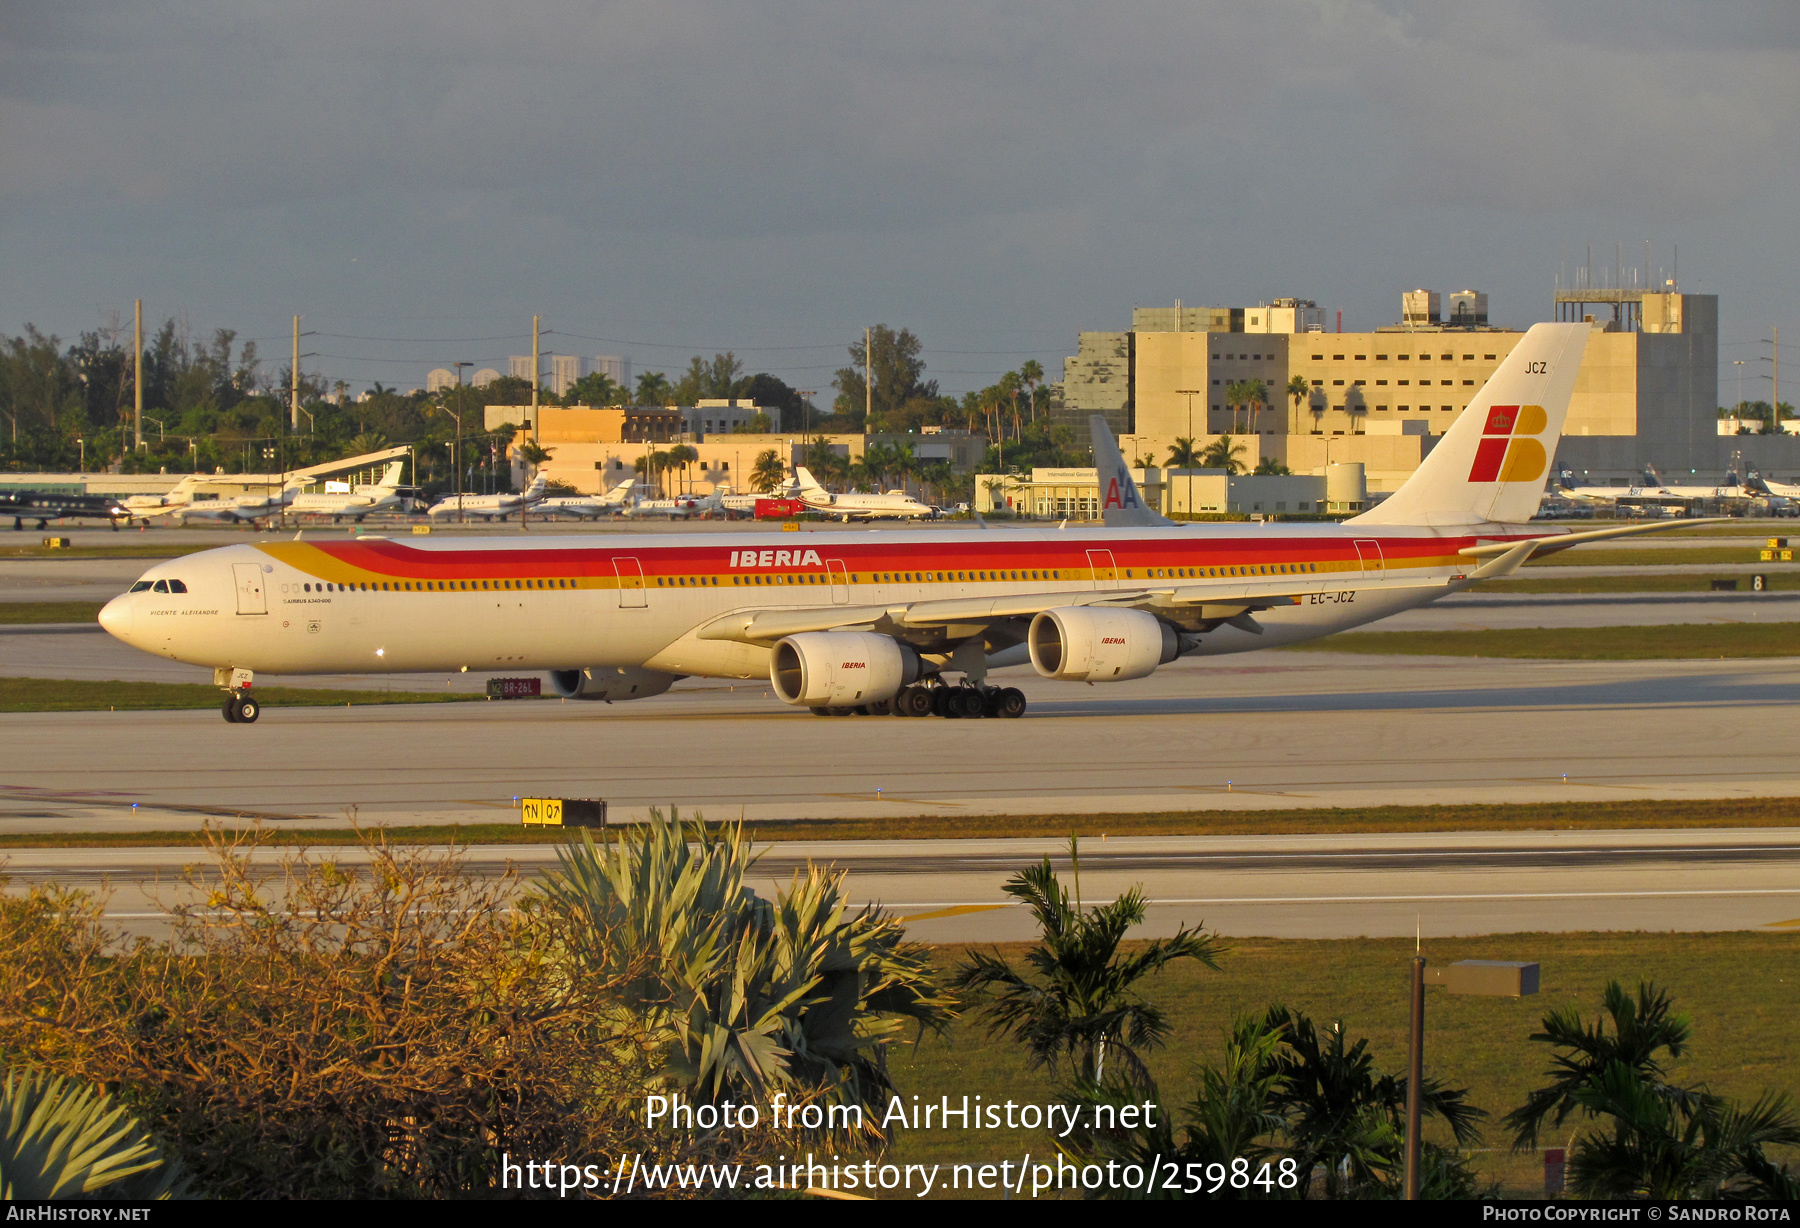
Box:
[8,828,1797,941]
[3,650,1800,833]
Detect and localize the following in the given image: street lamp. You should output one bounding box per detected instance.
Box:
[1404,955,1540,1199]
[1176,388,1203,517]
[76,437,85,472]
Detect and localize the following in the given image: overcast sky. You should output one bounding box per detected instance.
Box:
[4,0,1796,398]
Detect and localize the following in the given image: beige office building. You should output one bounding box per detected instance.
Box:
[1096,290,1723,490]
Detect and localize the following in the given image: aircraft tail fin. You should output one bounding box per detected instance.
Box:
[1090,415,1175,528]
[794,466,827,492]
[378,460,405,486]
[1350,322,1589,527]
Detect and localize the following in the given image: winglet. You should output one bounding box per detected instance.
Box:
[1090,415,1175,528]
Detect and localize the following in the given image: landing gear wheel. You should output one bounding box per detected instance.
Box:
[932,688,957,718]
[951,689,986,719]
[996,687,1027,719]
[222,694,240,723]
[231,694,260,724]
[895,686,934,718]
[866,697,894,716]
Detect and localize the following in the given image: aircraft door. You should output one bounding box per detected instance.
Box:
[231,563,267,615]
[613,557,647,608]
[826,560,850,604]
[1354,539,1386,579]
[1086,549,1120,590]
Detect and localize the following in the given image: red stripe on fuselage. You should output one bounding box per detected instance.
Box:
[297,532,1505,582]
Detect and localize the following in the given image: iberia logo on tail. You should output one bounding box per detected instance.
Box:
[1467,404,1548,484]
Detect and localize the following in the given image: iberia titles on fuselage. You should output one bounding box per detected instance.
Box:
[98,323,1710,722]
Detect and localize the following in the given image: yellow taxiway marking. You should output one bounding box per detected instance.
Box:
[1766,918,1800,928]
[899,903,1011,923]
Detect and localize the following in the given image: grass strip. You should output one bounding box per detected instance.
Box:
[0,602,104,624]
[0,676,490,713]
[1527,546,1769,567]
[889,931,1800,1197]
[3,795,1796,849]
[1478,572,1798,595]
[0,543,212,560]
[1292,621,1800,659]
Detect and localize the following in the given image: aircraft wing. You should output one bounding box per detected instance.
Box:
[695,570,1462,645]
[1456,517,1728,561]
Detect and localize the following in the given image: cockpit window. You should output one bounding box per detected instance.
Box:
[152,580,169,593]
[130,581,152,593]
[167,579,188,593]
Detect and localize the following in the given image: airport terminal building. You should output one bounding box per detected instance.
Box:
[1055,287,1775,491]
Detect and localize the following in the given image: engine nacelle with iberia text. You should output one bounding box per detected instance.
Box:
[769,632,921,708]
[1028,607,1178,682]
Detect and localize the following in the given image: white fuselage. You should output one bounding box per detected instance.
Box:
[98,521,1523,685]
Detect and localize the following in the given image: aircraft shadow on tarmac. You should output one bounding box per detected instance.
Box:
[1021,668,1794,720]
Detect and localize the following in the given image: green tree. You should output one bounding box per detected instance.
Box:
[748,449,787,493]
[1253,457,1291,476]
[672,353,743,404]
[532,813,952,1113]
[565,371,625,406]
[1199,435,1247,474]
[1563,1065,1800,1200]
[634,371,674,406]
[953,838,1224,1089]
[832,326,936,430]
[0,1069,182,1199]
[1166,437,1201,468]
[1019,359,1045,425]
[664,442,699,493]
[1504,980,1696,1150]
[1286,374,1311,434]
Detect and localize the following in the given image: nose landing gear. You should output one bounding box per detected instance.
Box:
[215,667,260,723]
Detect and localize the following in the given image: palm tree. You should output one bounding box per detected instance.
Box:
[514,439,553,480]
[953,837,1225,1089]
[1286,375,1311,434]
[532,812,952,1112]
[665,443,698,494]
[0,1069,182,1198]
[749,449,786,494]
[1504,980,1696,1151]
[344,431,387,458]
[1019,359,1044,425]
[1166,437,1201,468]
[1262,1005,1486,1199]
[1564,1066,1800,1200]
[1199,435,1247,474]
[634,371,674,406]
[1242,378,1268,434]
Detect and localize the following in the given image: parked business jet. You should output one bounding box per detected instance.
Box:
[537,479,639,520]
[289,462,417,521]
[1,489,131,530]
[791,467,935,520]
[169,481,306,525]
[427,475,548,521]
[623,491,705,519]
[100,323,1712,723]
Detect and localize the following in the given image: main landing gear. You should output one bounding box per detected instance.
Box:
[810,684,1026,720]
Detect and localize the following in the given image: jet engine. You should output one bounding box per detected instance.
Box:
[548,666,680,702]
[1027,607,1178,682]
[769,632,920,708]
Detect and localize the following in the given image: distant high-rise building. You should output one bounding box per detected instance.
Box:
[550,354,587,396]
[471,368,502,388]
[596,355,630,387]
[426,368,455,393]
[509,355,534,381]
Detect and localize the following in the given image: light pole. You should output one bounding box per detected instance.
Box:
[1176,388,1202,517]
[1734,360,1746,426]
[76,437,85,472]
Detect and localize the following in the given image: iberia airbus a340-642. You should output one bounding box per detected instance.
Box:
[99,322,1700,723]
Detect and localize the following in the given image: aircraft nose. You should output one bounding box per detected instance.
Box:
[98,594,134,641]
